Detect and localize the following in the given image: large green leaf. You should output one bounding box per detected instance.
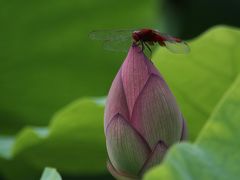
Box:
[144,74,240,180]
[0,0,156,133]
[0,98,107,180]
[153,26,240,140]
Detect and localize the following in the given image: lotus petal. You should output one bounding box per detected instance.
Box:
[139,141,168,175]
[180,117,188,140]
[104,69,129,132]
[121,45,150,116]
[107,161,138,180]
[132,74,182,149]
[106,113,151,175]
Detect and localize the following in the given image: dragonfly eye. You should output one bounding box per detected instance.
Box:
[132,32,140,41]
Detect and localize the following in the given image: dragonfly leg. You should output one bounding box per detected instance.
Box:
[141,41,145,52]
[142,42,153,61]
[144,42,152,53]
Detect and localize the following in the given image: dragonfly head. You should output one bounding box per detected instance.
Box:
[132,31,140,42]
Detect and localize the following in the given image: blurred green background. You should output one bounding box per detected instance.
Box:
[1,0,240,179]
[0,0,156,134]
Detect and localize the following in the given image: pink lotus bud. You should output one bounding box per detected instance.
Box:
[104,44,187,179]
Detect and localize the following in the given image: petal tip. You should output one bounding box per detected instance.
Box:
[138,140,168,176]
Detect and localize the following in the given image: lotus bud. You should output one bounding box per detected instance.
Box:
[104,44,187,179]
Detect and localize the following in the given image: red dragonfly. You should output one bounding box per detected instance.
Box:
[89,28,190,54]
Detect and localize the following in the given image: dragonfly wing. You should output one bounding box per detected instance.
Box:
[89,29,134,41]
[153,30,190,53]
[164,41,190,54]
[103,37,132,52]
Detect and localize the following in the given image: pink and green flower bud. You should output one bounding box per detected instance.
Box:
[104,44,187,179]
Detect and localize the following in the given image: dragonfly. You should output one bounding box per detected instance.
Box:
[89,28,190,54]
